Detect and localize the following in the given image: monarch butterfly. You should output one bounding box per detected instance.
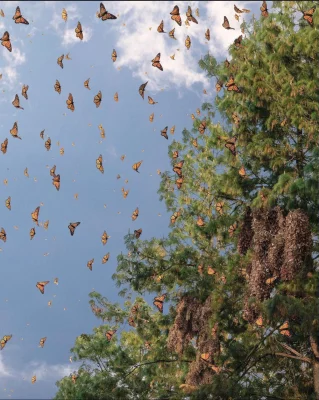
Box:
[75,21,83,40]
[68,222,81,236]
[0,227,6,242]
[39,337,47,348]
[225,136,237,156]
[31,375,36,384]
[101,230,110,245]
[54,277,58,285]
[71,375,77,384]
[31,206,40,225]
[111,49,117,62]
[128,317,135,327]
[207,266,216,275]
[131,304,139,315]
[168,126,175,136]
[185,35,191,50]
[157,20,165,33]
[84,78,90,90]
[303,7,316,26]
[30,227,36,240]
[266,276,278,285]
[132,161,142,173]
[176,177,184,189]
[173,160,184,176]
[97,3,117,21]
[96,155,104,174]
[161,126,168,140]
[260,1,269,18]
[279,321,291,337]
[197,216,205,227]
[138,81,148,99]
[232,113,240,125]
[52,174,60,191]
[0,9,4,17]
[169,28,176,40]
[151,53,163,71]
[122,188,129,198]
[61,8,67,22]
[170,5,182,26]
[186,6,198,24]
[235,14,239,21]
[1,31,12,52]
[132,207,139,221]
[234,5,250,13]
[234,35,243,48]
[65,52,71,60]
[120,154,126,161]
[216,202,224,215]
[45,137,51,151]
[170,54,175,60]
[24,167,29,178]
[228,222,237,237]
[145,341,151,350]
[22,85,29,100]
[106,329,116,341]
[12,94,24,110]
[87,258,94,271]
[215,80,223,92]
[148,96,157,105]
[94,91,102,108]
[50,165,56,177]
[12,6,29,24]
[225,75,241,93]
[198,119,207,134]
[172,150,178,159]
[102,253,110,264]
[205,28,210,41]
[36,280,49,294]
[0,335,12,350]
[66,93,75,111]
[134,228,142,239]
[222,16,235,30]
[10,122,22,140]
[59,148,64,156]
[192,138,198,148]
[239,166,247,178]
[1,138,8,154]
[114,92,119,102]
[153,294,166,313]
[54,80,61,94]
[57,54,64,69]
[149,113,154,122]
[5,196,11,210]
[170,211,180,224]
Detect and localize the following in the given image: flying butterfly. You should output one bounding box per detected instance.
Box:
[153,294,166,313]
[97,3,117,21]
[12,6,29,24]
[52,174,60,191]
[43,220,49,230]
[36,281,49,294]
[149,113,154,122]
[192,138,198,148]
[102,253,110,264]
[45,137,51,151]
[0,227,6,242]
[94,91,102,108]
[215,80,223,92]
[172,150,179,159]
[139,81,148,99]
[234,35,243,48]
[1,31,12,52]
[87,259,94,271]
[0,9,4,17]
[65,52,71,60]
[22,85,29,100]
[57,54,64,69]
[216,202,224,215]
[185,35,191,50]
[31,375,36,384]
[106,330,116,341]
[225,75,241,93]
[1,138,8,155]
[176,177,184,189]
[54,80,61,94]
[232,113,240,125]
[302,7,316,26]
[148,96,158,105]
[170,5,182,26]
[12,94,24,110]
[68,222,81,236]
[120,154,126,161]
[225,136,237,156]
[30,227,36,240]
[170,54,175,60]
[84,78,91,90]
[132,207,139,221]
[111,49,117,62]
[132,161,142,173]
[161,126,168,140]
[134,228,142,239]
[75,21,83,40]
[228,222,237,237]
[10,122,22,140]
[197,216,205,227]
[24,167,29,178]
[128,317,136,327]
[31,206,40,226]
[50,165,56,177]
[234,5,250,13]
[186,6,198,24]
[260,1,269,18]
[157,20,165,33]
[205,28,210,41]
[152,53,163,71]
[173,160,184,176]
[235,14,239,21]
[198,119,207,134]
[169,28,176,40]
[39,337,47,348]
[114,92,119,102]
[66,93,75,111]
[96,154,104,173]
[0,335,12,350]
[5,196,11,210]
[101,230,110,245]
[170,125,175,134]
[122,188,129,198]
[222,16,235,30]
[62,8,67,22]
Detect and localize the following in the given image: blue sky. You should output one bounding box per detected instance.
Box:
[0,1,260,398]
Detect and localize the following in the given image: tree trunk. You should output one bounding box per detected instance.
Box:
[313,361,319,400]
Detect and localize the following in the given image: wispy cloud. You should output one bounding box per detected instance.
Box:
[24,360,76,381]
[0,353,13,378]
[62,26,93,46]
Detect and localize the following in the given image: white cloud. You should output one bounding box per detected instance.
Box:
[0,353,13,378]
[3,47,26,66]
[25,361,75,381]
[62,26,93,46]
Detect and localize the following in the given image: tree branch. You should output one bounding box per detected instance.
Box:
[274,352,311,364]
[123,359,192,379]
